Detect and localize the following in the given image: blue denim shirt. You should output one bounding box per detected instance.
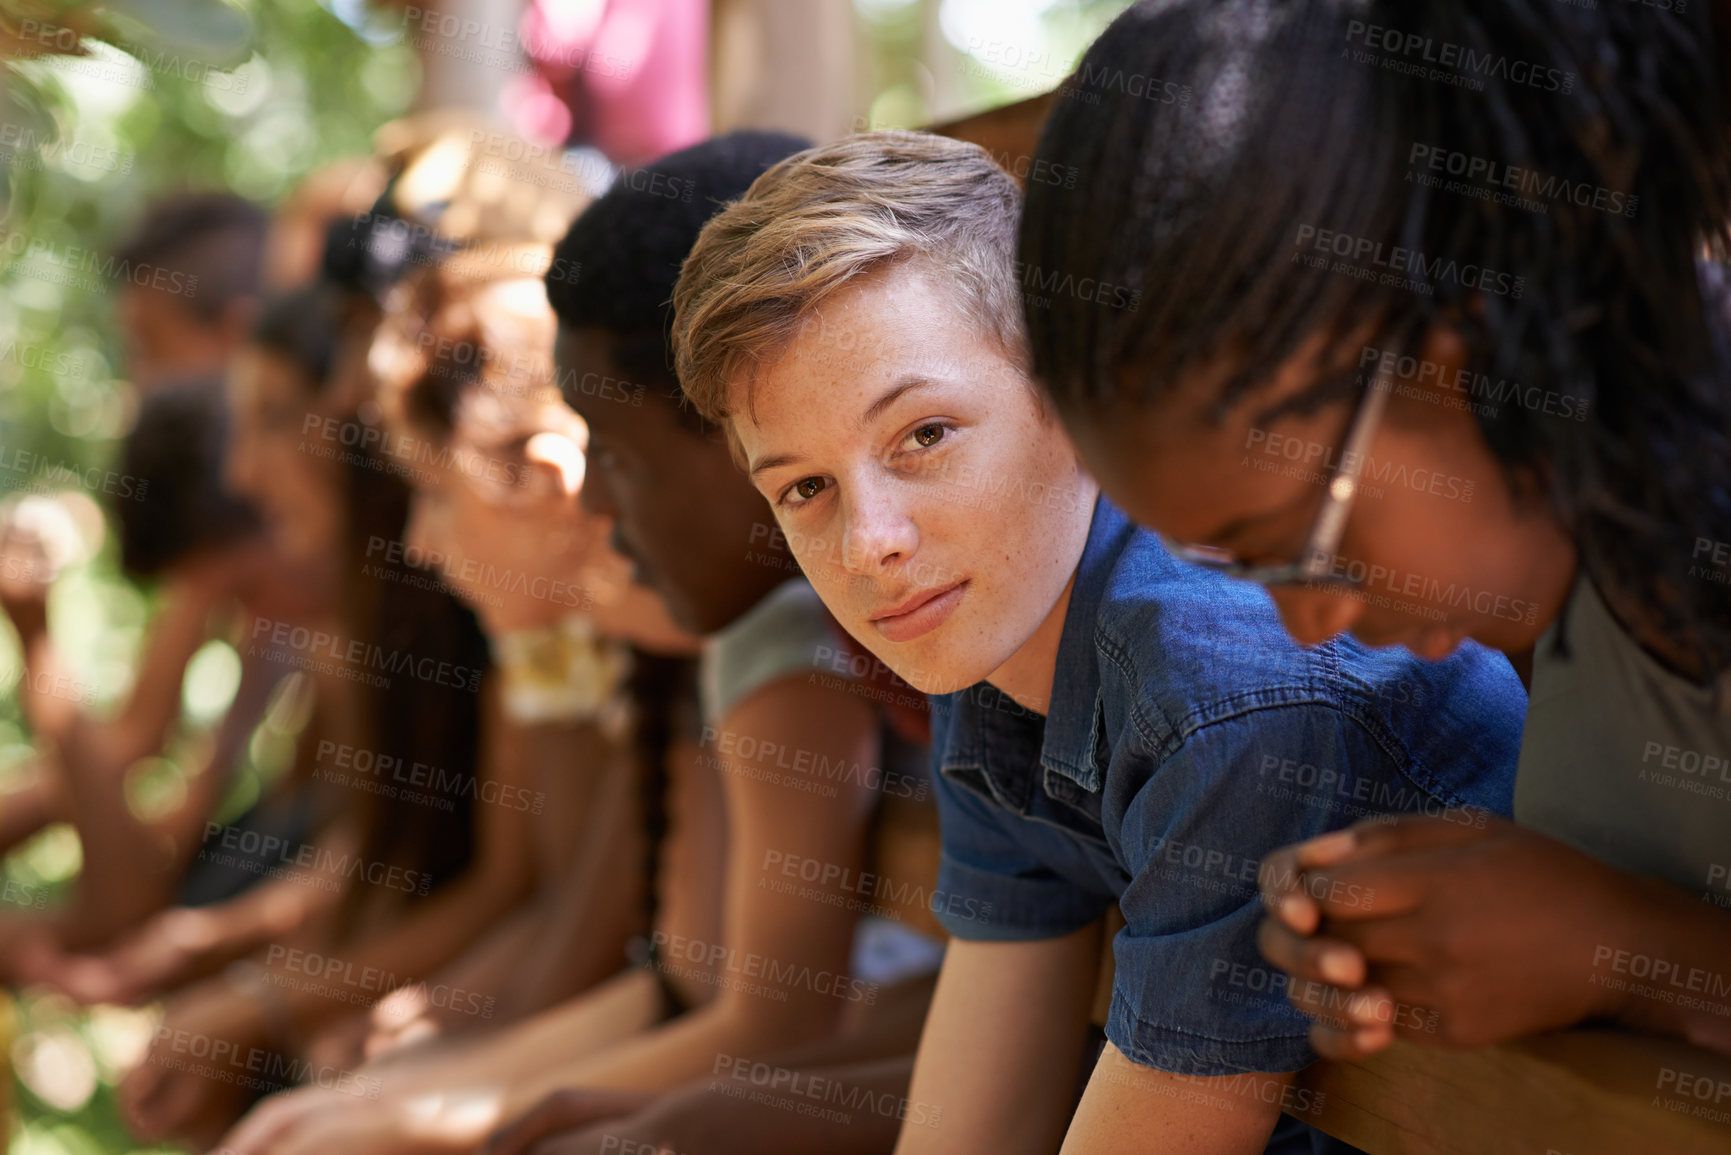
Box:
[929,498,1526,1079]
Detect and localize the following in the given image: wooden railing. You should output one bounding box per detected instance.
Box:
[1297,1031,1731,1154]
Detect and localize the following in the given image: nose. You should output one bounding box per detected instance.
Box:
[1267,585,1361,647]
[839,483,917,577]
[403,498,444,563]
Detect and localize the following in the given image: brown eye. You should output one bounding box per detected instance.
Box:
[912,425,944,448]
[793,477,826,501]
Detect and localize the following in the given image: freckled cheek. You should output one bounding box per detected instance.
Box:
[775,509,825,570]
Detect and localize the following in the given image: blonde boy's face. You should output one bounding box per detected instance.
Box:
[732,260,1097,696]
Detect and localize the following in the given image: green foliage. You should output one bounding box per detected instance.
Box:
[0,5,1137,1148]
[855,0,1136,129]
[1,0,416,491]
[0,2,412,1149]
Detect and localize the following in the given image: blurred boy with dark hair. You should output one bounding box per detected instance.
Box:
[112,191,268,393]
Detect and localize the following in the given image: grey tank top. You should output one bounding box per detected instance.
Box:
[700,579,837,724]
[1513,577,1731,902]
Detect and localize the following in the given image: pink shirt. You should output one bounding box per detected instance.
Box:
[510,0,710,167]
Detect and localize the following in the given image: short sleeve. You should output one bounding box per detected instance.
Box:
[930,749,1114,943]
[1105,702,1420,1076]
[700,579,837,724]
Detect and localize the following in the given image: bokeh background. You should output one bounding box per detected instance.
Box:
[0,1,1131,1148]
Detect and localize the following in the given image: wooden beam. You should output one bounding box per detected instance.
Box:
[1296,1030,1731,1154]
[926,92,1058,183]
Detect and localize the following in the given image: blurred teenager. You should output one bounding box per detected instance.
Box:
[0,383,314,989]
[354,238,699,1053]
[1018,0,1731,1061]
[0,191,297,980]
[111,192,268,395]
[218,131,942,1155]
[118,118,601,1134]
[116,284,526,1150]
[669,130,1527,1155]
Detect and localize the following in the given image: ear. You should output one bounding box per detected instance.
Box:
[523,431,586,498]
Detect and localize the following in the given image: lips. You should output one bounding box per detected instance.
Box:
[869,580,968,645]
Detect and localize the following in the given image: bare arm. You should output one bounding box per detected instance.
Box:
[895,927,1102,1155]
[501,721,646,1015]
[499,672,883,1108]
[498,1055,922,1155]
[217,677,885,1155]
[157,641,291,857]
[52,566,232,764]
[1604,875,1731,1054]
[1059,1042,1290,1155]
[364,720,646,1046]
[56,640,290,950]
[268,683,539,1034]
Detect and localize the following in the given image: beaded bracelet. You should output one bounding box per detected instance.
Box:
[491,614,633,734]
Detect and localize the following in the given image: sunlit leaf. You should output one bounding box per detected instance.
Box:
[13,1025,97,1112]
[102,0,254,67]
[182,637,241,724]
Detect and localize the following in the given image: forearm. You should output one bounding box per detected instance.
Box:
[185,652,286,819]
[321,966,667,1153]
[896,928,1101,1155]
[507,996,844,1112]
[371,904,563,1045]
[507,879,639,1020]
[14,623,81,745]
[1060,1047,1289,1155]
[141,659,281,876]
[667,1055,917,1155]
[752,973,937,1071]
[513,747,644,1010]
[0,769,59,856]
[188,873,340,959]
[276,866,534,1030]
[77,580,216,766]
[1611,875,1731,1053]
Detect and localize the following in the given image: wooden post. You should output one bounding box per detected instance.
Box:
[1296,1031,1731,1154]
[709,0,857,142]
[408,0,521,116]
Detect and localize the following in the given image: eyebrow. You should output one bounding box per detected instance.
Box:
[857,375,938,429]
[747,375,941,480]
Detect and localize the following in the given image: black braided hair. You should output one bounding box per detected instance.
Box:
[1022,0,1731,677]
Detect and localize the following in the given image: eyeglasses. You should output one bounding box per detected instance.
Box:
[1164,368,1393,591]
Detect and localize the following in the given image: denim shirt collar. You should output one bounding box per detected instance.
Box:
[1039,496,1136,793]
[935,496,1137,804]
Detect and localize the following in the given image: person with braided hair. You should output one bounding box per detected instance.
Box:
[356,237,700,1055]
[1018,0,1731,1072]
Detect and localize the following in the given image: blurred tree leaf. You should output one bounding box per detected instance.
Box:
[1,2,413,1149]
[0,4,110,60]
[105,0,255,68]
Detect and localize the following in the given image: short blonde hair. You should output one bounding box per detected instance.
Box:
[672,131,1025,428]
